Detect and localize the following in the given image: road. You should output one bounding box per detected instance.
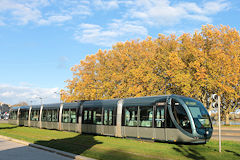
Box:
[0,138,73,160]
[0,120,8,123]
[212,127,240,141]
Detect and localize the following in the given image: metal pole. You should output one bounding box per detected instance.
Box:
[54,92,62,104]
[164,78,167,95]
[39,97,43,106]
[218,96,221,152]
[59,93,62,104]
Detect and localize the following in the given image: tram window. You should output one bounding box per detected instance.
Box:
[31,110,39,121]
[10,111,17,120]
[93,108,102,125]
[155,104,165,128]
[109,110,113,125]
[52,109,58,122]
[103,108,115,126]
[123,106,138,127]
[84,110,88,121]
[140,106,153,127]
[20,111,28,120]
[83,110,87,121]
[62,109,70,123]
[166,106,175,128]
[110,108,117,126]
[19,111,23,120]
[14,111,18,119]
[89,110,92,122]
[42,110,47,121]
[24,111,29,120]
[82,109,93,124]
[47,110,52,122]
[83,109,91,124]
[14,111,17,119]
[13,111,17,120]
[104,109,108,125]
[82,107,102,125]
[70,109,77,123]
[172,99,192,133]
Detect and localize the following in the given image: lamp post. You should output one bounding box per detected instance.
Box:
[28,99,35,106]
[164,77,169,95]
[36,96,46,105]
[163,74,174,95]
[39,97,43,105]
[54,92,62,103]
[92,87,102,100]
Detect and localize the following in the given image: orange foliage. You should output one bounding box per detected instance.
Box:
[62,25,240,117]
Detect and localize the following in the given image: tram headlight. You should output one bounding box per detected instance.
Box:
[206,131,209,135]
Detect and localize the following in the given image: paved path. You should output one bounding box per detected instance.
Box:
[212,127,240,141]
[0,120,8,123]
[0,138,73,160]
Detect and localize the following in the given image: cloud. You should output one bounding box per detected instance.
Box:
[74,20,148,46]
[0,0,43,25]
[0,0,231,46]
[0,0,231,27]
[38,15,72,25]
[127,0,230,25]
[0,19,5,26]
[203,0,230,15]
[0,83,60,105]
[68,4,92,16]
[0,0,91,26]
[93,0,119,10]
[163,27,200,36]
[70,0,230,46]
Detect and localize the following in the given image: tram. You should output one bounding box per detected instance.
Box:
[8,95,213,143]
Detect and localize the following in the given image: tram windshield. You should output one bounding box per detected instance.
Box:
[182,98,212,128]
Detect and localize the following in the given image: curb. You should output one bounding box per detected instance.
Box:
[0,135,96,160]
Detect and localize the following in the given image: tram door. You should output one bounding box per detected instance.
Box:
[154,101,166,141]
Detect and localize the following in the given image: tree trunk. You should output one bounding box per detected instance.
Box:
[225,113,230,125]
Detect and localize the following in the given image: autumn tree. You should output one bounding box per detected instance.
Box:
[175,25,240,124]
[200,25,240,124]
[62,25,240,124]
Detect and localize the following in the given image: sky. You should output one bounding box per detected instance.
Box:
[0,0,240,105]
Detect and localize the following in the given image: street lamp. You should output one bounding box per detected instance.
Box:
[163,74,174,95]
[39,97,43,105]
[28,99,35,105]
[54,92,62,104]
[36,96,46,105]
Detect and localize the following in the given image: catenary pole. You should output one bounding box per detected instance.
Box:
[218,95,221,152]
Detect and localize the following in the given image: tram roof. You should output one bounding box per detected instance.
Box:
[83,99,119,108]
[43,103,60,109]
[63,102,81,109]
[122,95,169,107]
[31,104,41,110]
[10,106,20,111]
[20,106,30,110]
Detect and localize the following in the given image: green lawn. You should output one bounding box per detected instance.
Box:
[0,123,239,160]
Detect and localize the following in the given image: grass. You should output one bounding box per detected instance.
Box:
[0,123,240,160]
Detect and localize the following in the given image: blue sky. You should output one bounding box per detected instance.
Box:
[0,0,239,105]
